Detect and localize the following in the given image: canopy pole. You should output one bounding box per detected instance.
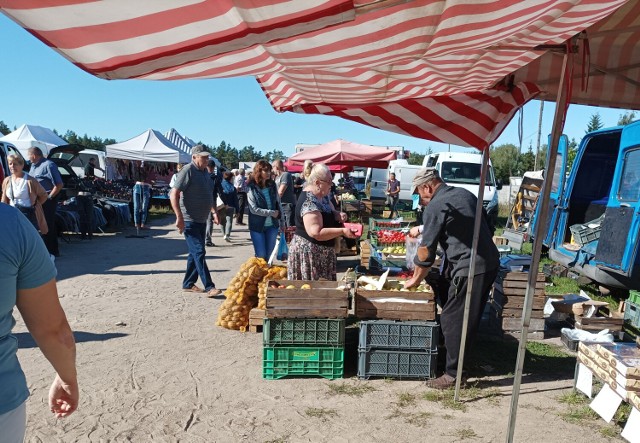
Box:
[454,147,489,401]
[505,45,574,443]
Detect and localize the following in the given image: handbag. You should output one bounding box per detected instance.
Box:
[276,230,288,261]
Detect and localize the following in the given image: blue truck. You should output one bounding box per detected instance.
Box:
[531,121,640,291]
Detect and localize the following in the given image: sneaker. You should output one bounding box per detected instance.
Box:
[205,241,214,247]
[425,373,457,390]
[183,285,205,293]
[224,235,231,242]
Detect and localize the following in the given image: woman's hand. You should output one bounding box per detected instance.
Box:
[334,211,347,223]
[342,227,357,239]
[272,210,280,219]
[49,374,79,418]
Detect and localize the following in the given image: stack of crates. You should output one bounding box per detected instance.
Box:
[262,318,345,380]
[357,320,439,380]
[625,291,640,329]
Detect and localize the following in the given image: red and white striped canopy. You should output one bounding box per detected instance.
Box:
[1,0,635,150]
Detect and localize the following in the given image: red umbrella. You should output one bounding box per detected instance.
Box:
[285,139,397,171]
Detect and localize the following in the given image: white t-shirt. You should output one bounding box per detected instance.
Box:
[9,175,31,207]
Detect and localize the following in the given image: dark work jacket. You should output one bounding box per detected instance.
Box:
[246,181,280,232]
[415,184,499,278]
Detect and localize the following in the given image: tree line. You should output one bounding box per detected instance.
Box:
[1,109,636,175]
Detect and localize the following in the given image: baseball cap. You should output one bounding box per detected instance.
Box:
[191,145,210,157]
[411,167,439,194]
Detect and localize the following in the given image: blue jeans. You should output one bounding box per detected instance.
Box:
[132,184,151,226]
[182,221,215,291]
[250,226,279,260]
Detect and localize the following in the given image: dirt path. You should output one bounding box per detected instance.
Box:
[14,218,621,442]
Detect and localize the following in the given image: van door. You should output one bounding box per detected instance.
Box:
[594,122,640,276]
[531,135,568,246]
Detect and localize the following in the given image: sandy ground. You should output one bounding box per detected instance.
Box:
[13,217,623,442]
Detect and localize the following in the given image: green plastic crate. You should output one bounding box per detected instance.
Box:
[263,346,344,380]
[263,318,345,346]
[629,290,640,305]
[624,301,640,329]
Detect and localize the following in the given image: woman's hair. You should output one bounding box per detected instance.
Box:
[307,163,330,185]
[303,159,314,180]
[7,154,24,166]
[253,159,273,188]
[223,171,234,182]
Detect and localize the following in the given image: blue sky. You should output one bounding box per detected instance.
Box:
[1,13,632,158]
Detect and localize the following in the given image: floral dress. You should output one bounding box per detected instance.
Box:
[287,192,337,281]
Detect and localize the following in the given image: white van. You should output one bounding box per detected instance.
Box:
[69,149,107,178]
[366,159,422,203]
[422,152,501,227]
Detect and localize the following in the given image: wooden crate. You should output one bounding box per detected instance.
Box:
[575,315,624,332]
[266,280,349,319]
[355,291,436,321]
[248,308,265,333]
[501,317,545,332]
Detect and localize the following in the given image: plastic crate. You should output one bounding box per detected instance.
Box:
[629,290,640,306]
[560,329,579,352]
[263,318,345,346]
[359,320,439,351]
[368,255,407,274]
[624,300,640,329]
[369,218,403,232]
[569,215,604,246]
[357,348,436,380]
[263,346,344,380]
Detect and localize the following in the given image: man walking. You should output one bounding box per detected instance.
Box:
[170,145,222,298]
[28,146,63,257]
[404,168,499,389]
[234,168,248,225]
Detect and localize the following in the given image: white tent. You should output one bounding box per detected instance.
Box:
[0,124,67,157]
[106,129,191,163]
[164,127,222,168]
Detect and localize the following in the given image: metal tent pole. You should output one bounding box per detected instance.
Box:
[454,147,489,400]
[505,45,573,443]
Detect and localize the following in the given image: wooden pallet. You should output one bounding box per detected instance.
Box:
[355,291,436,321]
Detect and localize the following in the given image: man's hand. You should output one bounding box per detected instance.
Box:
[403,266,429,289]
[213,210,220,225]
[409,226,421,238]
[175,217,185,234]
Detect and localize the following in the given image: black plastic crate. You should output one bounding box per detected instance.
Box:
[359,320,439,351]
[357,348,436,380]
[263,318,345,346]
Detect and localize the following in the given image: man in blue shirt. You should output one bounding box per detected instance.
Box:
[28,146,63,257]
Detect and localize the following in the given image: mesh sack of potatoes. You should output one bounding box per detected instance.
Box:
[217,257,269,331]
[257,266,287,310]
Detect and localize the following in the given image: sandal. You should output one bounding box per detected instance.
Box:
[183,285,204,293]
[206,288,222,298]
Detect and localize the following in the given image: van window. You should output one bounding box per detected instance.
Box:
[618,148,640,201]
[440,161,494,185]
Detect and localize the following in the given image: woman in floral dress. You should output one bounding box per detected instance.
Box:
[288,164,357,281]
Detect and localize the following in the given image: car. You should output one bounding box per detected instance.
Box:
[46,144,86,200]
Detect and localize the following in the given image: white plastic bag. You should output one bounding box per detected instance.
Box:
[405,236,419,270]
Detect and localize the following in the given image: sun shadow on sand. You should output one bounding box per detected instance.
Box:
[15,331,128,349]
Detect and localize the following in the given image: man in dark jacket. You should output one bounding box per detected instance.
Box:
[404,167,499,389]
